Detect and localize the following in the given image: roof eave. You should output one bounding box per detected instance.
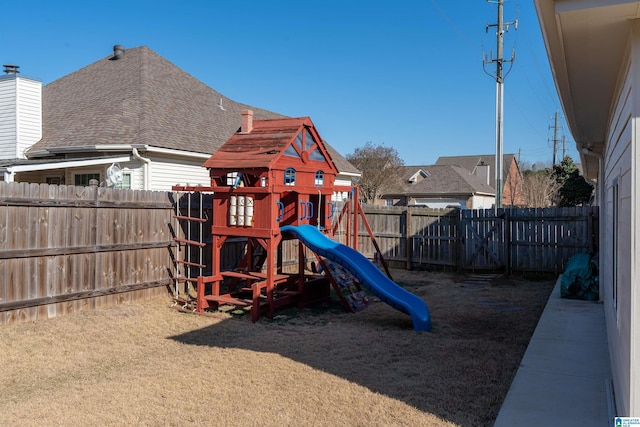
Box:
[534,0,640,179]
[28,144,211,160]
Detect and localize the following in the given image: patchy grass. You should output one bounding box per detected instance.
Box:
[0,270,553,427]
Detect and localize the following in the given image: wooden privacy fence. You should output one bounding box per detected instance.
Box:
[0,182,599,325]
[357,206,599,273]
[0,182,175,324]
[0,185,323,325]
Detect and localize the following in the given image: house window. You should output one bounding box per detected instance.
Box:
[309,147,326,162]
[284,144,300,158]
[612,178,619,312]
[226,172,239,186]
[46,176,63,185]
[284,168,296,186]
[294,132,303,151]
[74,173,100,186]
[305,129,326,161]
[115,173,132,189]
[314,170,324,187]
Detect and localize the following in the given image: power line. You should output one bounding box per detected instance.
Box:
[429,0,477,53]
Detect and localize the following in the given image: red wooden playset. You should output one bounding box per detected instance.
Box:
[171,110,387,321]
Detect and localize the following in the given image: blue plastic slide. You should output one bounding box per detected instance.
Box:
[281,224,432,332]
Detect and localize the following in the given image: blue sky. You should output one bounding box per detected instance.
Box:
[1,0,573,168]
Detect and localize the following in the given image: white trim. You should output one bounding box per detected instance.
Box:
[46,145,131,153]
[2,156,131,182]
[132,148,151,190]
[338,171,361,177]
[42,144,212,160]
[143,145,211,159]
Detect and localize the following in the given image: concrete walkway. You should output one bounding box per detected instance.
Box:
[494,277,613,426]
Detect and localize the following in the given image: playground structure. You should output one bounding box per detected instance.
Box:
[172,110,431,331]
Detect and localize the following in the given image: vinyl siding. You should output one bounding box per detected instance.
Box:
[0,78,18,159]
[604,30,634,415]
[0,76,41,160]
[147,155,210,191]
[15,78,42,158]
[470,194,494,209]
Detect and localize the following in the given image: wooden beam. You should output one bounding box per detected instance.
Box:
[0,241,172,260]
[0,279,172,312]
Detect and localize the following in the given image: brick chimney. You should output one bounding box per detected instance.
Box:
[241,109,253,133]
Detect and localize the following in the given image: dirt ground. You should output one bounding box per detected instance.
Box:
[0,269,554,427]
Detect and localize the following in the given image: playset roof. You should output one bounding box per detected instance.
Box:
[203,116,339,173]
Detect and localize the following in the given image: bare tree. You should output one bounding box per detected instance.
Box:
[346,142,404,204]
[521,169,560,207]
[503,167,523,207]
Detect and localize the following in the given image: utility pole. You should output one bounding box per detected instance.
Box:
[549,110,563,166]
[552,111,558,166]
[484,0,517,211]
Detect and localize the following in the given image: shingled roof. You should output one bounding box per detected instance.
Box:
[25,45,360,176]
[435,154,516,184]
[27,46,280,156]
[384,164,495,197]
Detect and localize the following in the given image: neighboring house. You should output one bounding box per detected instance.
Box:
[535,0,639,416]
[435,154,523,206]
[380,164,495,209]
[0,45,359,190]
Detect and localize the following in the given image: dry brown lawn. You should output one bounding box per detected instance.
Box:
[0,269,553,427]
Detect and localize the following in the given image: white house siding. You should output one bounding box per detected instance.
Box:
[146,155,210,191]
[604,32,635,415]
[0,76,41,160]
[15,78,41,159]
[335,176,354,187]
[470,195,494,210]
[0,78,18,159]
[332,176,354,202]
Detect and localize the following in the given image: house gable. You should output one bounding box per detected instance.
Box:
[408,169,429,184]
[380,164,495,208]
[435,154,517,184]
[435,154,522,206]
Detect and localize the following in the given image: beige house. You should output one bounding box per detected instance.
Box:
[435,154,523,207]
[535,0,640,416]
[380,164,495,209]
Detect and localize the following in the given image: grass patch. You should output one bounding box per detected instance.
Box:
[0,270,553,427]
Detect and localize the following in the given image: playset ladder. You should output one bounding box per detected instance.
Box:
[171,191,210,309]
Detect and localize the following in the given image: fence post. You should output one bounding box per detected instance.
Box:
[406,206,412,270]
[505,208,511,275]
[588,206,595,254]
[456,209,463,272]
